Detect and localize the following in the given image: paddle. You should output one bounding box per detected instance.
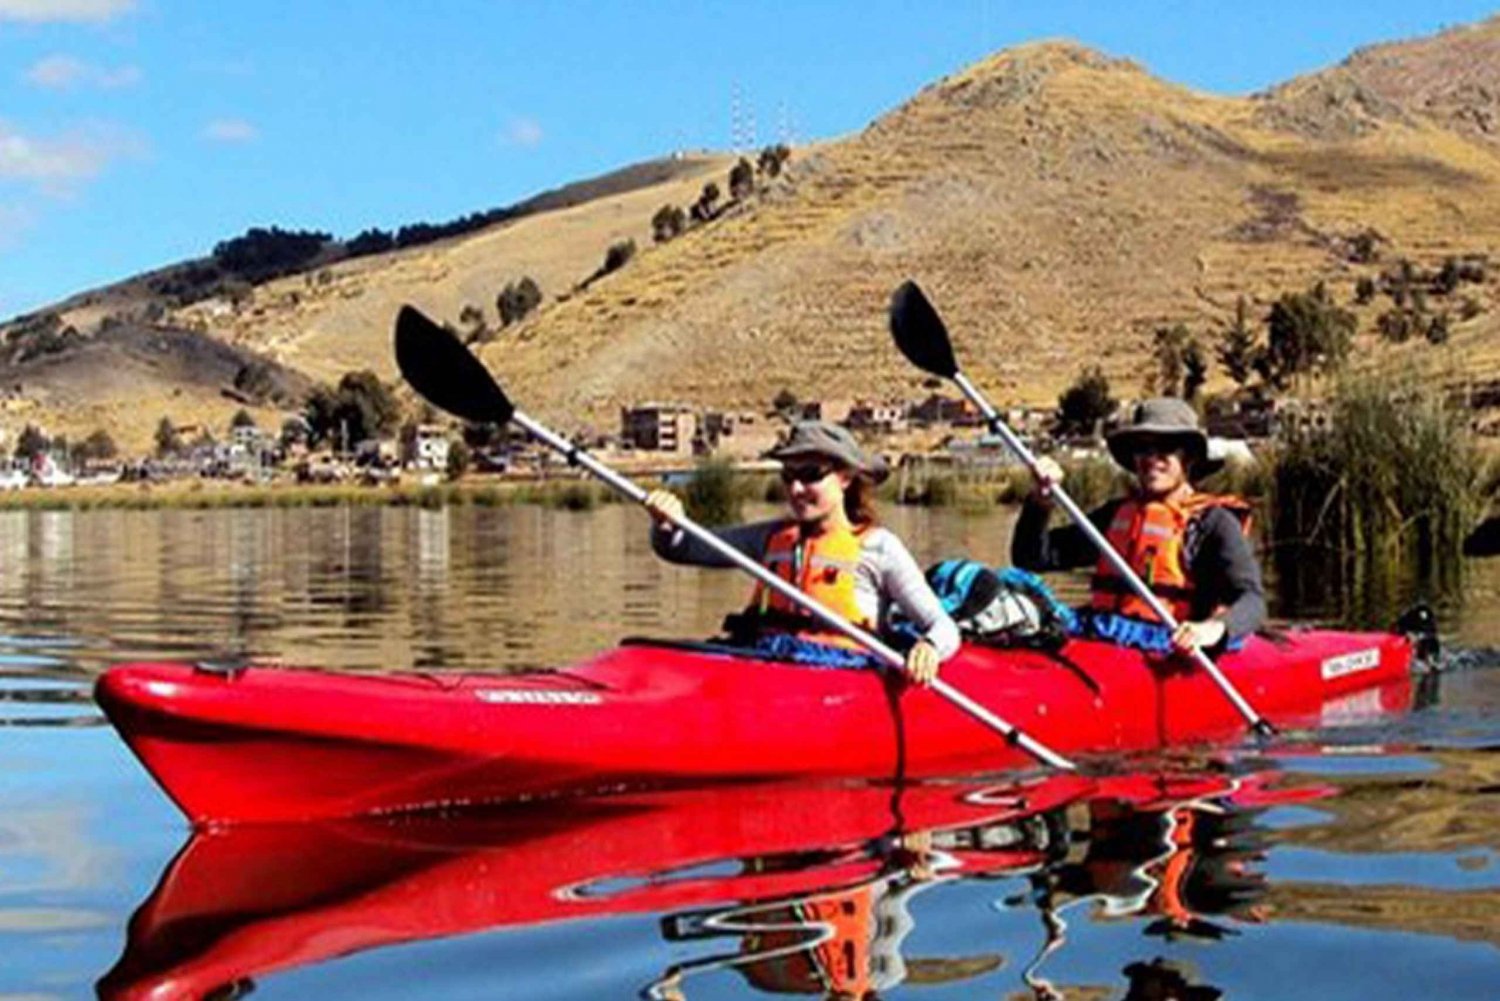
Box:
[393,304,1076,771]
[888,281,1276,737]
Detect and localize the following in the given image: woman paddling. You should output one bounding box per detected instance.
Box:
[1011,398,1265,656]
[646,420,958,685]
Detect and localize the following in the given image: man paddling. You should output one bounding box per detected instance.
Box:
[1012,398,1265,656]
[646,420,958,685]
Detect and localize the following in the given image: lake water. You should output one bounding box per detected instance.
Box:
[1,505,1497,999]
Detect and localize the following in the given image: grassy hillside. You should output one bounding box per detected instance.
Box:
[6,18,1500,450]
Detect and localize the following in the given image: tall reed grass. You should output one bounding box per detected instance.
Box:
[683,457,745,525]
[1269,377,1485,603]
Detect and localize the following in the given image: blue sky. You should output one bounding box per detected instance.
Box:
[1,0,1495,320]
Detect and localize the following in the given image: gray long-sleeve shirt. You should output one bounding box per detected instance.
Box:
[1010,497,1266,641]
[652,519,961,659]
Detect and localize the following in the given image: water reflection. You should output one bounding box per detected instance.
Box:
[95,764,1348,1001]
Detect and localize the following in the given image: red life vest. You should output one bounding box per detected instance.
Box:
[749,520,871,648]
[1090,492,1253,622]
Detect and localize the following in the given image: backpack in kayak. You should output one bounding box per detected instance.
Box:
[924,560,1074,649]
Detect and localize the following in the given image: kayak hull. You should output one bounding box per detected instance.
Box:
[95,631,1413,825]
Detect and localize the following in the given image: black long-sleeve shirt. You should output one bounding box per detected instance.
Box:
[1010,497,1266,641]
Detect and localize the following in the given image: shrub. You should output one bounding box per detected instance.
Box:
[1271,376,1482,567]
[728,158,755,200]
[683,457,743,525]
[212,226,330,283]
[1216,297,1262,388]
[601,239,636,276]
[758,144,791,178]
[497,276,542,327]
[1056,366,1115,437]
[1259,282,1354,387]
[651,204,686,242]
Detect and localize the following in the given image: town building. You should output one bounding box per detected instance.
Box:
[620,403,696,455]
[405,424,451,471]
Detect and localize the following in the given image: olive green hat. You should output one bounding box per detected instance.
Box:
[1106,397,1222,478]
[767,420,890,483]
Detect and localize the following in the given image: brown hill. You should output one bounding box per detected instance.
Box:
[8,19,1500,450]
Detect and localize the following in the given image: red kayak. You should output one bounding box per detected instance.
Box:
[95,628,1413,825]
[99,769,1317,1001]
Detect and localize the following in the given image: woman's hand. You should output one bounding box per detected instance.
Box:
[1030,456,1064,505]
[644,489,684,526]
[904,639,940,687]
[1171,618,1226,655]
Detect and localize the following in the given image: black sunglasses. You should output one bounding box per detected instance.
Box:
[780,463,835,485]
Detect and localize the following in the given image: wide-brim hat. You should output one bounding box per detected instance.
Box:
[767,420,890,483]
[1106,398,1221,478]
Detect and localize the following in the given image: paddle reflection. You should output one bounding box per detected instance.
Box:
[99,766,1324,1001]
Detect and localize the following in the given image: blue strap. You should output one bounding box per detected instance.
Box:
[1073,610,1244,654]
[751,633,880,670]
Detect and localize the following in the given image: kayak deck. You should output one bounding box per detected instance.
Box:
[95,630,1413,825]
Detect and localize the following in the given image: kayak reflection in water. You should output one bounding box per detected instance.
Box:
[648,771,1282,1000]
[1014,774,1278,1001]
[1012,398,1266,659]
[98,766,1305,1001]
[648,811,1060,1000]
[645,420,959,685]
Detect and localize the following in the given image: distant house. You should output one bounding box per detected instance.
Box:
[909,394,980,427]
[405,424,450,471]
[621,403,696,455]
[845,400,908,435]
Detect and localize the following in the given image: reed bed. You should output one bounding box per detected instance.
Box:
[0,477,630,512]
[1269,376,1486,590]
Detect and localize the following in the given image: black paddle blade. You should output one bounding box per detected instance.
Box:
[889,280,959,378]
[394,304,514,425]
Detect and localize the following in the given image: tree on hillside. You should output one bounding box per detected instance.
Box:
[652,204,686,243]
[600,239,636,277]
[77,429,118,462]
[212,226,330,283]
[691,182,721,222]
[728,158,755,200]
[154,417,180,458]
[496,276,542,327]
[757,144,791,178]
[304,371,400,451]
[230,409,257,430]
[345,228,395,258]
[13,424,49,463]
[772,388,800,415]
[1259,282,1355,388]
[1217,297,1261,389]
[459,303,488,342]
[1056,366,1116,437]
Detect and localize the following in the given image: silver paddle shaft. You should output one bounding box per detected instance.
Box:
[511,407,1077,770]
[950,373,1270,732]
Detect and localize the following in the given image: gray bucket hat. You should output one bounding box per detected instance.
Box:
[767,420,890,483]
[1106,398,1221,478]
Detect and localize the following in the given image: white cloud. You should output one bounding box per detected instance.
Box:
[0,0,136,23]
[500,117,543,148]
[25,55,141,90]
[0,120,145,195]
[202,118,259,144]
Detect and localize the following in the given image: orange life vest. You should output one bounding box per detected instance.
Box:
[1091,492,1253,623]
[749,520,871,649]
[741,887,875,997]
